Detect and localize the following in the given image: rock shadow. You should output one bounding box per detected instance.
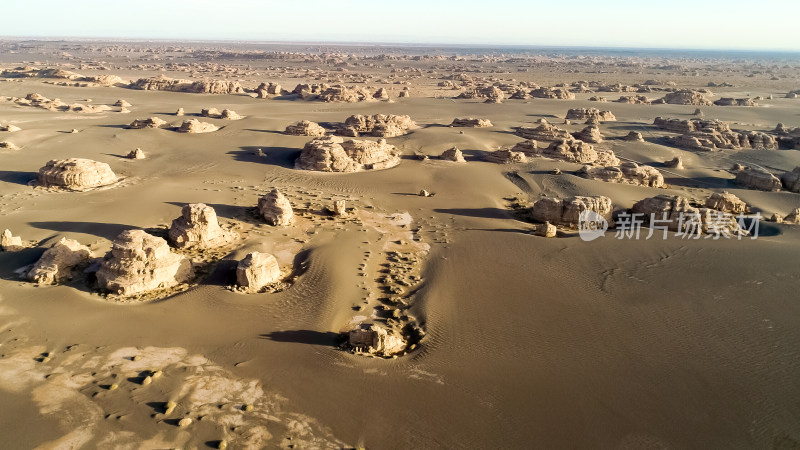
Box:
[434,207,513,219]
[0,170,36,186]
[228,146,300,169]
[260,330,340,346]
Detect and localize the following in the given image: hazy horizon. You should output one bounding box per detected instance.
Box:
[2,0,799,52]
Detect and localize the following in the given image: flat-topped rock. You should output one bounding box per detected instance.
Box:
[285,120,327,137]
[296,136,400,172]
[340,114,416,137]
[348,323,407,357]
[450,118,493,127]
[128,117,168,129]
[565,108,616,121]
[38,158,118,191]
[705,192,748,214]
[735,167,782,191]
[440,146,466,162]
[531,196,613,227]
[1,229,24,251]
[176,119,219,133]
[577,162,665,187]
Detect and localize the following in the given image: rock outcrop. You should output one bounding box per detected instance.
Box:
[780,167,800,192]
[295,136,400,172]
[488,149,527,164]
[1,229,24,251]
[236,252,281,293]
[530,87,575,99]
[530,196,613,227]
[0,141,19,150]
[176,119,219,133]
[513,119,572,141]
[0,124,21,132]
[38,158,118,191]
[258,189,294,226]
[734,167,782,191]
[317,85,373,103]
[714,97,757,106]
[654,117,777,151]
[96,230,193,297]
[126,148,146,159]
[623,131,644,141]
[450,118,493,127]
[130,76,243,94]
[339,114,416,137]
[168,203,232,249]
[577,162,665,187]
[632,195,745,235]
[348,323,407,357]
[705,192,748,214]
[128,117,168,129]
[27,238,92,285]
[572,125,604,143]
[440,146,466,162]
[664,156,684,169]
[565,108,616,121]
[284,120,327,137]
[512,138,619,166]
[659,90,712,105]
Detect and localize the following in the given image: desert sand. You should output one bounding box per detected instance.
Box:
[1,40,800,449]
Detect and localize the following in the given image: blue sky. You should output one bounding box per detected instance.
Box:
[2,0,798,51]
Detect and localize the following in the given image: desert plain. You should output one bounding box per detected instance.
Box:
[0,40,800,449]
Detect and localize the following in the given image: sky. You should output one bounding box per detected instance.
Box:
[2,0,799,51]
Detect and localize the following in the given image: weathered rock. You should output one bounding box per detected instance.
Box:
[38,158,118,191]
[128,117,168,129]
[513,138,618,166]
[0,124,21,132]
[714,97,757,107]
[623,131,644,142]
[175,108,185,116]
[126,148,146,159]
[705,192,748,214]
[440,146,466,162]
[632,195,745,235]
[659,90,712,105]
[489,149,527,164]
[450,118,493,127]
[258,189,294,226]
[577,162,665,187]
[734,167,782,191]
[96,230,193,297]
[572,125,604,143]
[530,87,575,99]
[168,203,232,249]
[372,88,390,100]
[176,119,219,133]
[670,129,777,151]
[130,76,243,94]
[284,120,327,137]
[1,229,24,251]
[318,85,373,103]
[113,100,131,108]
[220,109,243,120]
[236,252,281,293]
[616,95,652,104]
[0,141,19,150]
[513,119,571,141]
[530,196,613,227]
[27,238,92,284]
[565,108,616,121]
[780,167,800,192]
[653,117,731,133]
[664,156,684,169]
[295,136,400,172]
[331,200,347,216]
[483,86,505,103]
[784,209,800,225]
[348,323,407,357]
[340,114,416,137]
[534,222,557,237]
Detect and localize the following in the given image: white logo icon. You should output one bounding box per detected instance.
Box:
[578,210,608,241]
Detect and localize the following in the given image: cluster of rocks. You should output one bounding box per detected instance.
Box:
[705,191,748,214]
[295,136,400,172]
[616,95,652,104]
[450,118,493,127]
[654,117,777,151]
[130,75,244,94]
[317,85,375,103]
[456,86,505,103]
[714,98,757,107]
[565,108,616,122]
[336,114,416,137]
[96,230,193,297]
[254,82,283,98]
[631,195,745,236]
[176,119,219,133]
[128,117,168,129]
[529,87,575,99]
[200,108,243,120]
[1,67,123,86]
[577,162,666,188]
[511,138,619,166]
[12,93,112,113]
[530,195,613,228]
[347,323,407,357]
[38,158,118,191]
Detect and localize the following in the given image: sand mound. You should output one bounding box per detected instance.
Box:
[176,119,219,133]
[236,252,281,293]
[128,117,168,129]
[296,136,400,172]
[38,158,118,191]
[1,229,24,251]
[347,323,407,357]
[168,203,233,249]
[258,189,294,226]
[450,118,493,127]
[440,146,466,162]
[734,166,782,191]
[27,238,92,285]
[130,75,243,94]
[565,108,616,121]
[338,114,416,137]
[577,162,665,187]
[96,230,193,297]
[285,120,327,136]
[531,196,613,227]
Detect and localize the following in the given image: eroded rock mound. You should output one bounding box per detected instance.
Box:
[659,90,712,105]
[284,120,327,137]
[530,87,575,99]
[1,229,24,251]
[513,119,572,141]
[0,124,21,132]
[734,167,782,191]
[572,125,604,143]
[27,238,92,285]
[623,131,644,141]
[577,162,665,187]
[258,189,294,226]
[654,117,777,151]
[296,136,400,172]
[512,138,619,166]
[565,108,616,121]
[128,117,168,129]
[780,167,800,192]
[96,230,193,297]
[168,203,232,249]
[488,149,527,164]
[348,323,407,357]
[130,75,243,94]
[38,158,118,191]
[530,196,613,227]
[705,192,748,214]
[632,195,745,235]
[176,119,219,133]
[0,141,19,150]
[318,85,373,103]
[127,148,146,159]
[714,97,757,107]
[236,252,281,293]
[440,146,466,162]
[339,114,416,137]
[450,118,493,127]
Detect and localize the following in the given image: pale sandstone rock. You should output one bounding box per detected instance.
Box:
[623,131,644,141]
[200,108,221,118]
[331,200,347,216]
[632,194,745,235]
[340,114,416,137]
[295,136,400,172]
[530,196,613,227]
[784,208,800,225]
[176,119,219,133]
[130,75,243,94]
[175,108,185,116]
[258,189,294,226]
[530,87,575,99]
[318,85,373,103]
[572,125,604,143]
[513,138,619,166]
[168,203,231,249]
[780,167,800,192]
[577,162,665,187]
[1,229,24,251]
[450,118,493,127]
[714,97,757,106]
[113,100,131,107]
[220,109,242,120]
[489,149,527,164]
[440,146,466,162]
[127,148,146,159]
[735,167,782,191]
[659,90,712,105]
[348,323,407,357]
[284,120,327,137]
[534,222,557,237]
[664,156,684,169]
[128,117,168,129]
[513,119,572,141]
[236,252,281,293]
[96,230,193,297]
[705,192,748,214]
[565,108,616,121]
[38,158,117,191]
[0,124,21,132]
[27,238,92,285]
[373,88,390,100]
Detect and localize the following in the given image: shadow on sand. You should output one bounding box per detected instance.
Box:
[0,170,36,186]
[228,146,300,169]
[259,330,340,346]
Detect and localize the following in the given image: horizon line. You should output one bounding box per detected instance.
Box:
[2,35,799,55]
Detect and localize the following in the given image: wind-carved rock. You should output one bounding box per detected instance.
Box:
[734,166,782,191]
[1,229,24,251]
[565,108,616,121]
[530,196,613,227]
[577,162,665,187]
[348,323,407,357]
[440,146,466,162]
[176,119,219,133]
[450,118,493,127]
[168,203,233,249]
[284,120,327,136]
[258,189,294,226]
[295,136,400,172]
[236,252,281,293]
[27,238,92,285]
[38,158,118,191]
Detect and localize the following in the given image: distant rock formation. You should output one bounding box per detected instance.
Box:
[338,114,416,137]
[96,230,193,297]
[317,85,373,103]
[654,117,777,151]
[616,95,652,104]
[513,119,572,141]
[565,108,616,121]
[714,97,757,106]
[488,149,527,164]
[176,119,219,133]
[530,196,613,227]
[348,323,407,357]
[781,167,800,192]
[258,189,294,226]
[512,138,619,166]
[658,89,712,105]
[0,141,18,150]
[440,146,466,162]
[27,238,92,285]
[128,117,168,129]
[373,88,390,100]
[623,131,644,141]
[577,162,665,187]
[13,93,112,113]
[530,87,575,99]
[296,136,400,172]
[632,195,745,235]
[130,75,243,94]
[284,120,327,136]
[38,158,117,191]
[572,125,604,143]
[201,108,243,120]
[450,118,493,127]
[168,203,232,249]
[1,229,24,251]
[734,166,782,191]
[705,192,748,214]
[236,252,281,293]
